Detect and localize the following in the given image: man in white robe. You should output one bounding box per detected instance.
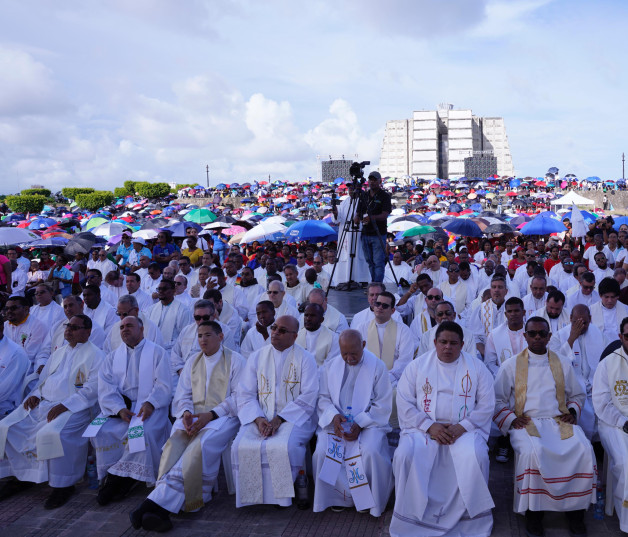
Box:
[550,304,607,441]
[351,282,402,328]
[565,272,600,312]
[204,288,243,352]
[469,276,508,358]
[125,272,154,311]
[83,284,118,334]
[296,303,340,367]
[421,254,448,287]
[522,276,548,319]
[533,289,570,334]
[232,315,318,507]
[408,287,446,344]
[439,262,471,326]
[147,279,193,352]
[590,276,628,343]
[103,295,163,354]
[283,264,307,308]
[417,301,476,358]
[173,275,195,308]
[240,301,275,360]
[313,329,393,516]
[210,266,248,319]
[0,315,104,508]
[482,295,525,373]
[591,251,614,284]
[29,284,65,331]
[50,295,106,354]
[303,288,349,335]
[129,321,245,532]
[238,267,265,323]
[384,252,414,285]
[493,316,595,537]
[354,291,413,388]
[0,320,29,417]
[391,274,432,321]
[84,268,118,308]
[592,318,628,532]
[391,321,495,537]
[4,295,50,378]
[89,316,172,505]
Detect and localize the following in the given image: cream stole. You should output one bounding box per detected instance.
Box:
[158,347,232,511]
[493,324,518,365]
[296,326,333,366]
[366,320,397,371]
[220,284,235,306]
[514,349,573,440]
[149,300,180,344]
[441,280,467,316]
[219,301,236,326]
[0,342,95,460]
[323,305,341,332]
[257,345,302,419]
[412,293,427,320]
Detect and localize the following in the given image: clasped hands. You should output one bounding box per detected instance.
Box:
[427,422,467,445]
[118,401,154,423]
[510,412,576,430]
[254,416,284,438]
[332,414,361,442]
[23,396,69,423]
[182,410,216,437]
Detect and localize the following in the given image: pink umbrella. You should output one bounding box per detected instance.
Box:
[223,225,247,236]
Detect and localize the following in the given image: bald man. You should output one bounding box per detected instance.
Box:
[313,329,393,516]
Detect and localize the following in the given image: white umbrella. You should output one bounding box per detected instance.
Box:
[263,215,287,224]
[0,228,40,246]
[388,220,420,233]
[132,229,159,240]
[391,208,405,216]
[239,222,287,244]
[91,222,132,238]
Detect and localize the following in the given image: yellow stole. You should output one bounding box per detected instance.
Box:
[514,349,573,440]
[158,347,232,511]
[366,320,397,371]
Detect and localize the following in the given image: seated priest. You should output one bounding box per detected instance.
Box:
[87,316,172,505]
[493,316,596,537]
[296,303,340,367]
[0,315,104,509]
[391,321,495,537]
[129,321,245,533]
[231,315,318,508]
[313,329,393,516]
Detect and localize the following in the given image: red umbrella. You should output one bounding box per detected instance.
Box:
[534,181,546,187]
[259,181,268,185]
[287,194,298,200]
[441,190,454,196]
[506,191,518,197]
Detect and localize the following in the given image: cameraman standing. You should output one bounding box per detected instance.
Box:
[354,171,391,282]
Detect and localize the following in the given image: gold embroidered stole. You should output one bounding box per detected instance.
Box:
[514,349,573,439]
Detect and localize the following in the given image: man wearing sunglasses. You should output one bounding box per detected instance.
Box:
[565,272,600,312]
[416,301,476,358]
[49,296,106,354]
[232,315,318,508]
[494,316,594,537]
[354,291,413,395]
[550,256,575,292]
[409,287,448,342]
[0,315,105,509]
[104,296,163,355]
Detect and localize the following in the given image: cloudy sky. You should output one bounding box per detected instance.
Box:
[1,0,626,194]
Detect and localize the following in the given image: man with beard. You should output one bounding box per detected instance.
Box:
[295,303,340,367]
[566,272,600,312]
[592,252,614,283]
[534,289,570,333]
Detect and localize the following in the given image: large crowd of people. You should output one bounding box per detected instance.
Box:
[2,173,628,536]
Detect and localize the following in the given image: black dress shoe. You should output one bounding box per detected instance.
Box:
[566,510,587,537]
[44,486,75,510]
[525,510,545,537]
[0,479,34,502]
[130,499,161,530]
[97,474,137,506]
[141,511,173,533]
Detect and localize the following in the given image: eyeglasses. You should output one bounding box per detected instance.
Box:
[436,311,453,317]
[526,330,549,338]
[116,311,132,318]
[270,324,297,335]
[426,295,442,301]
[374,301,392,309]
[194,314,212,321]
[64,323,87,331]
[297,256,305,259]
[448,268,459,273]
[268,290,281,295]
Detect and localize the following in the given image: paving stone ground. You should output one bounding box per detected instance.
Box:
[0,454,624,537]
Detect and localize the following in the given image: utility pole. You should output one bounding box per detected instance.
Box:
[206,165,209,188]
[623,153,625,180]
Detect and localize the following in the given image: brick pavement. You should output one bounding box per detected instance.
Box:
[0,454,624,537]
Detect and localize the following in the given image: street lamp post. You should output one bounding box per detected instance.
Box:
[206,165,209,188]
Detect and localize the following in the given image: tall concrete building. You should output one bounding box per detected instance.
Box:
[379,104,514,179]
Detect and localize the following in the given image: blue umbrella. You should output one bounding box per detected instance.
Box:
[586,176,601,183]
[613,216,628,230]
[215,183,226,189]
[449,203,463,213]
[442,218,483,238]
[520,217,567,235]
[333,177,345,184]
[284,220,338,243]
[562,210,596,224]
[28,237,69,247]
[163,221,201,237]
[536,210,558,219]
[28,217,57,230]
[548,167,559,174]
[469,203,483,212]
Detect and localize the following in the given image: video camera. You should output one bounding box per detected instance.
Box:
[349,161,371,183]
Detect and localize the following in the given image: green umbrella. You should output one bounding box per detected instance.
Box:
[184,209,217,224]
[84,217,110,230]
[402,225,437,237]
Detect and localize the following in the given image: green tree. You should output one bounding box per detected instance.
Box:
[5,195,47,213]
[114,187,131,198]
[135,182,170,199]
[62,187,95,200]
[75,191,114,212]
[21,188,51,197]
